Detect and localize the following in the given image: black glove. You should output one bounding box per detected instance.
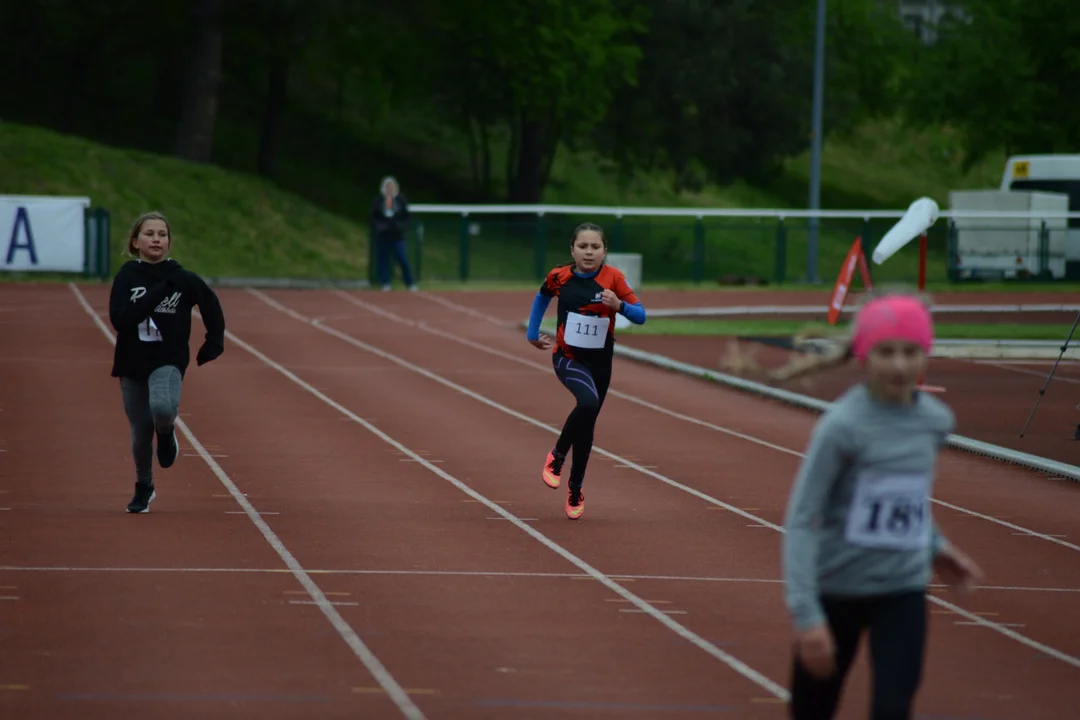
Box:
[196,341,224,366]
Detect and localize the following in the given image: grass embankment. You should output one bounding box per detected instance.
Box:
[0,117,1058,288]
[0,122,368,281]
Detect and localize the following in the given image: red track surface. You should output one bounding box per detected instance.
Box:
[1,283,1079,719]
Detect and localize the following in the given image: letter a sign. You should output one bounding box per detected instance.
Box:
[5,206,38,265]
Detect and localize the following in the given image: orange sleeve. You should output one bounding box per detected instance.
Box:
[541,266,567,297]
[611,269,639,305]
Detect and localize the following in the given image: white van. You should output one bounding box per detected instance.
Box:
[1000,155,1080,279]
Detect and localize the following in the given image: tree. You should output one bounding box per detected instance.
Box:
[594,0,818,189]
[900,0,1080,167]
[175,0,225,163]
[425,0,645,202]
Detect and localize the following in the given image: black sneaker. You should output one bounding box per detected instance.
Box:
[156,425,179,468]
[126,483,156,513]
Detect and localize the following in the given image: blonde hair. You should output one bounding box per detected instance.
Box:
[127,211,171,257]
[721,285,934,385]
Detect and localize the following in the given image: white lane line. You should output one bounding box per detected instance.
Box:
[219,295,791,701]
[338,290,1080,554]
[418,291,518,328]
[68,284,427,720]
[964,359,1080,385]
[253,289,1080,672]
[2,566,1079,595]
[255,290,784,532]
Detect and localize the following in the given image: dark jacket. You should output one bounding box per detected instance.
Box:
[370,192,410,242]
[108,258,226,381]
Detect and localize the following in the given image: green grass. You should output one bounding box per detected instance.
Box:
[0,122,370,281]
[614,317,1073,340]
[2,116,1070,289]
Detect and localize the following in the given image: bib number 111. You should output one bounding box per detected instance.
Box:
[565,312,608,349]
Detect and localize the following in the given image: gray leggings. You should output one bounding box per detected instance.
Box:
[120,365,182,485]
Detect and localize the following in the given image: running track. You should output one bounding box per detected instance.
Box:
[1,283,1078,719]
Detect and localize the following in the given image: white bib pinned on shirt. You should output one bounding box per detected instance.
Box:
[139,317,163,343]
[564,311,609,349]
[844,471,932,551]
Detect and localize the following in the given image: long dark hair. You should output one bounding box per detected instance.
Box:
[570,222,607,248]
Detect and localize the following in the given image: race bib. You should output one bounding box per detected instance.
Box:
[844,471,931,551]
[564,312,609,349]
[139,317,163,343]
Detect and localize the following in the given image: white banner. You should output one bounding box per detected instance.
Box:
[1,195,91,273]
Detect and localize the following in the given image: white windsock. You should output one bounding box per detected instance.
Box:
[871,197,939,265]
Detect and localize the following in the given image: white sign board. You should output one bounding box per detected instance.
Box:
[1,195,91,273]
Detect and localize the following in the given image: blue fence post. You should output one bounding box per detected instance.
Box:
[97,207,111,281]
[775,218,787,285]
[534,212,547,280]
[692,216,705,284]
[413,221,423,283]
[458,212,470,282]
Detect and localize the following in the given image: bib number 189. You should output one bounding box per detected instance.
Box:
[845,472,931,550]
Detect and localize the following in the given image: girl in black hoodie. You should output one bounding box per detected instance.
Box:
[108,211,226,513]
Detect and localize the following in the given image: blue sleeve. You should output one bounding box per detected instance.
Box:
[619,300,646,325]
[526,292,553,341]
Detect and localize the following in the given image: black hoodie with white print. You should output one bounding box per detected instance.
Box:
[108,258,226,381]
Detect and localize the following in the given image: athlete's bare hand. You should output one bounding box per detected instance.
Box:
[796,624,836,679]
[600,289,622,310]
[529,335,553,350]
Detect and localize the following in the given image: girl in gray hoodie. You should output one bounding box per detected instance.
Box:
[735,289,983,719]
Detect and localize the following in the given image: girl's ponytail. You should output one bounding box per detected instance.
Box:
[721,285,932,385]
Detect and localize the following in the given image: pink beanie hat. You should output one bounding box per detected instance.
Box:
[851,295,934,362]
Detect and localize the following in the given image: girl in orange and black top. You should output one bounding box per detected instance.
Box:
[525,223,647,519]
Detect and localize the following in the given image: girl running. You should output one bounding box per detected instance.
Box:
[525,223,647,519]
[108,211,227,514]
[730,289,983,719]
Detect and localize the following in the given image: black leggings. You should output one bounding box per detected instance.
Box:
[790,590,927,720]
[552,352,612,489]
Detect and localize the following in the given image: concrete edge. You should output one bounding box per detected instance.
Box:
[527,320,1080,482]
[202,277,372,290]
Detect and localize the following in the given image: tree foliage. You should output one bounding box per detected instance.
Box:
[0,0,1071,205]
[900,0,1080,168]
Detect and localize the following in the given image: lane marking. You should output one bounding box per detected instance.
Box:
[252,290,786,536]
[1,565,1078,593]
[69,284,427,720]
[217,296,791,700]
[254,289,1080,672]
[331,290,1080,554]
[966,360,1080,385]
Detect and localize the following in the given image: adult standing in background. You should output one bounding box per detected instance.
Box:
[370,175,418,291]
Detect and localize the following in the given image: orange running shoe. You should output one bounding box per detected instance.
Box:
[565,486,584,520]
[542,448,565,489]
